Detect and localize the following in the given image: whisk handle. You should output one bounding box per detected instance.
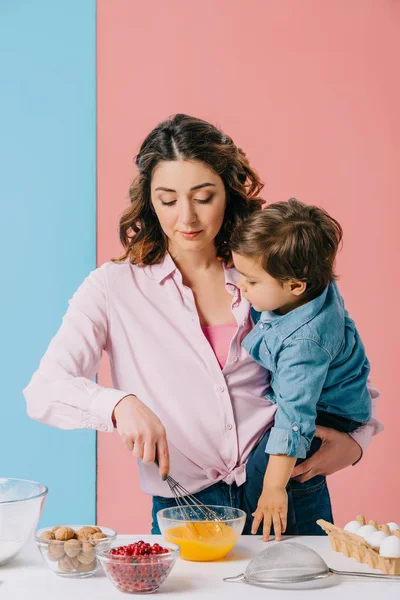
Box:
[153,457,168,481]
[223,573,245,583]
[330,568,400,580]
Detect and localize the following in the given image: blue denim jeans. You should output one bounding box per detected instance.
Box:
[151,429,333,535]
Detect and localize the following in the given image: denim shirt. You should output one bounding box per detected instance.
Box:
[242,283,371,459]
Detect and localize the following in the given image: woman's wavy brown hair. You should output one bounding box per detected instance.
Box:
[113,114,264,265]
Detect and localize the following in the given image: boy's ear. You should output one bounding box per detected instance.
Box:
[287,279,307,296]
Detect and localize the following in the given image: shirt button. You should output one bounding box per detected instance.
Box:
[226,423,233,430]
[219,385,225,393]
[100,424,108,431]
[259,324,264,329]
[231,355,238,363]
[292,425,299,432]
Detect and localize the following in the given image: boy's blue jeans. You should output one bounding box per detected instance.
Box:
[151,429,333,536]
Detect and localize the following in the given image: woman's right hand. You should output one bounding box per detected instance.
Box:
[113,395,170,479]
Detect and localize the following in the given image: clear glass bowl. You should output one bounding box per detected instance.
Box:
[157,505,246,561]
[35,525,117,578]
[0,477,48,566]
[96,539,180,594]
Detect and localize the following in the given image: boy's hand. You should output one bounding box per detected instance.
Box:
[251,486,288,542]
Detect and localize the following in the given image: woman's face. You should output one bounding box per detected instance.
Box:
[150,160,226,256]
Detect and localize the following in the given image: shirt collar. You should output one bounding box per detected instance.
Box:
[147,253,177,283]
[147,253,242,289]
[260,285,329,341]
[223,262,241,290]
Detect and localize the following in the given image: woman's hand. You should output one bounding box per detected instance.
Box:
[113,395,170,479]
[291,426,362,483]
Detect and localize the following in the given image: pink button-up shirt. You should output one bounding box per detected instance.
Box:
[23,254,383,497]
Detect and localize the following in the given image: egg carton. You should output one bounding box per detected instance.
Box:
[317,517,400,575]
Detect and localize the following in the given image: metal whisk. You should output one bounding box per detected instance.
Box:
[154,459,223,537]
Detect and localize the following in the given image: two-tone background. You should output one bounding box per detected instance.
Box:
[2,0,399,531]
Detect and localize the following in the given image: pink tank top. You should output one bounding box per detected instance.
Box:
[201,323,238,370]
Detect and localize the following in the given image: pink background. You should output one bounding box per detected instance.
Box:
[96,0,400,532]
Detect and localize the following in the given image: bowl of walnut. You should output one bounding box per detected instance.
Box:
[35,525,117,578]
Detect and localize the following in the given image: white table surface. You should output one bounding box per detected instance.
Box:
[1,534,399,599]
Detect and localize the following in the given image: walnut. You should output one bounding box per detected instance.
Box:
[92,527,102,533]
[58,555,79,572]
[76,526,98,536]
[75,527,98,541]
[75,531,90,541]
[76,560,97,573]
[64,539,82,558]
[40,531,55,541]
[47,543,65,561]
[54,527,75,541]
[91,532,107,541]
[52,526,61,532]
[77,550,96,564]
[82,541,94,552]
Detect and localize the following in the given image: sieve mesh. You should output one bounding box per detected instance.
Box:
[244,542,329,584]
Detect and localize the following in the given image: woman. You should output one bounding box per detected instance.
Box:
[24,114,382,538]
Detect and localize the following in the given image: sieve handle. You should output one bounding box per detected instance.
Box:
[330,568,400,581]
[223,573,245,583]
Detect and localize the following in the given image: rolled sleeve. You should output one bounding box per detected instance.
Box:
[265,425,309,458]
[267,339,331,458]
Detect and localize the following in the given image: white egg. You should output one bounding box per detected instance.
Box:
[344,520,363,534]
[386,522,400,533]
[357,525,377,540]
[366,530,388,548]
[379,535,400,558]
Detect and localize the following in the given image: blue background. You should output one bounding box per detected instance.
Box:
[0,0,97,526]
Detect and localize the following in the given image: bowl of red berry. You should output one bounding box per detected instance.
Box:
[96,539,179,594]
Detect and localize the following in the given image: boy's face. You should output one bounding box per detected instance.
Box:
[232,252,300,314]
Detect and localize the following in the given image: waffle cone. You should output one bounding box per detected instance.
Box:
[317,519,400,575]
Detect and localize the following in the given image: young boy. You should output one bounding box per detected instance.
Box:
[230,198,371,542]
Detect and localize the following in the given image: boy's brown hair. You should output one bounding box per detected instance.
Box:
[230,198,343,299]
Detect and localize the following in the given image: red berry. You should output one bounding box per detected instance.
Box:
[105,543,172,592]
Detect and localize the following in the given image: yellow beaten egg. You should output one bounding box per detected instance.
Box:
[164,521,238,561]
